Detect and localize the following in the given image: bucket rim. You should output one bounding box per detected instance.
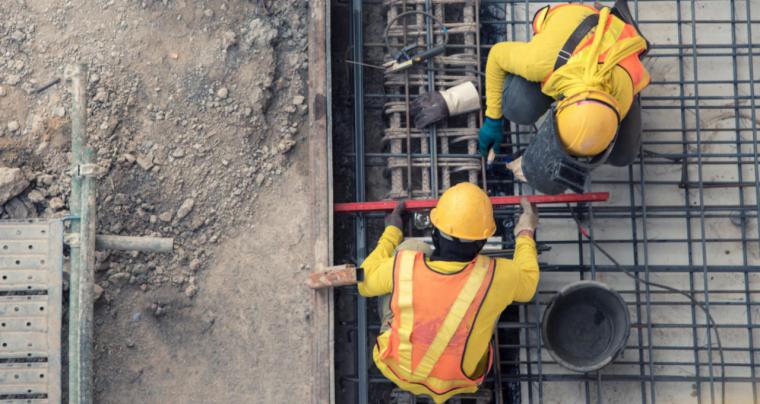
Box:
[541,280,631,373]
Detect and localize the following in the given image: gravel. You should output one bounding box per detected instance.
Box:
[0,167,29,205]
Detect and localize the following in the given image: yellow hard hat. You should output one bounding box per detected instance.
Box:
[429,182,496,241]
[556,90,621,157]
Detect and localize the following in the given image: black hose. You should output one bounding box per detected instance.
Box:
[567,204,726,404]
[383,10,449,57]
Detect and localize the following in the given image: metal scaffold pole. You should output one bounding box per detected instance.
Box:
[66,63,93,404]
[350,0,369,402]
[65,64,175,404]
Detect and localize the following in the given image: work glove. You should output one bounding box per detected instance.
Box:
[384,200,406,230]
[514,197,538,237]
[412,91,448,129]
[412,82,480,129]
[506,157,527,182]
[479,117,504,157]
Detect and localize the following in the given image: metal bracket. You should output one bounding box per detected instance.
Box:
[78,163,105,177]
[64,232,81,247]
[69,163,105,179]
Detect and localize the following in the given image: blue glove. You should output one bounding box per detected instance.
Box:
[479,117,504,157]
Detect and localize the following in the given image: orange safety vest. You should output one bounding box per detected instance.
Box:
[376,250,495,398]
[535,4,649,95]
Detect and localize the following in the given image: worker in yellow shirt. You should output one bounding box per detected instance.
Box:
[478,1,650,194]
[358,182,540,403]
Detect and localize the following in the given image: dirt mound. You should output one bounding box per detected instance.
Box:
[0,1,313,402]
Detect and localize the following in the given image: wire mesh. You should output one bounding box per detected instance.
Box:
[334,0,760,403]
[382,0,483,199]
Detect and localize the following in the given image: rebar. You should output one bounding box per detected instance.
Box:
[350,0,369,402]
[383,0,482,199]
[337,1,760,403]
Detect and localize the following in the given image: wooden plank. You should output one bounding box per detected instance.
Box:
[307,265,357,289]
[308,0,335,403]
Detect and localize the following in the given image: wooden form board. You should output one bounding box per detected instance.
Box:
[308,0,335,402]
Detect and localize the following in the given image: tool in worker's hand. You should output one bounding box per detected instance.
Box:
[384,44,446,74]
[307,264,363,289]
[334,192,609,213]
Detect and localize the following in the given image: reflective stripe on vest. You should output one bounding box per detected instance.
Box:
[382,250,494,392]
[396,251,416,373]
[542,7,649,96]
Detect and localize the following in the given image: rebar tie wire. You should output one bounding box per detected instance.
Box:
[383,10,449,61]
[568,204,727,404]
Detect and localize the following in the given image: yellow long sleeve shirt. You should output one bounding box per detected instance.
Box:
[484,4,634,120]
[358,226,540,401]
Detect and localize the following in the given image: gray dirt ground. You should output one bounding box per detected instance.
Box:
[93,158,314,403]
[0,0,314,402]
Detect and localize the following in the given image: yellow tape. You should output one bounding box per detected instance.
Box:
[396,250,417,373]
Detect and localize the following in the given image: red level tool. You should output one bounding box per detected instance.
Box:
[334,192,609,213]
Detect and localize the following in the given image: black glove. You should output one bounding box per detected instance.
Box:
[412,91,449,129]
[384,201,406,230]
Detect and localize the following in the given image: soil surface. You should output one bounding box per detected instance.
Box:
[0,0,313,402]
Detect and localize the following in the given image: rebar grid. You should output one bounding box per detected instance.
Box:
[337,0,760,403]
[482,1,760,403]
[383,0,482,199]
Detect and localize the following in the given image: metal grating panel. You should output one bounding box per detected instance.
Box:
[0,220,63,404]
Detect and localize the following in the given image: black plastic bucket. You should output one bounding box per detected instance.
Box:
[542,280,630,372]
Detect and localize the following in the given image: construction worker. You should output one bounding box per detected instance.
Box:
[358,182,539,403]
[479,1,650,194]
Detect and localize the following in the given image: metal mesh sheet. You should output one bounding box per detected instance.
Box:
[0,220,63,403]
